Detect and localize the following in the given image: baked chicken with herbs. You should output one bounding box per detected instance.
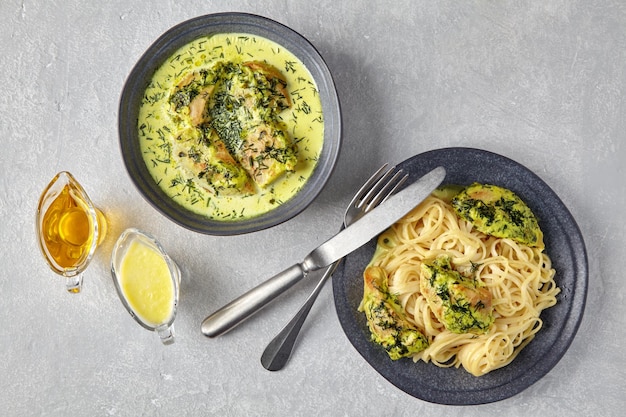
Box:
[452,183,544,249]
[420,255,494,334]
[359,266,429,360]
[168,61,297,195]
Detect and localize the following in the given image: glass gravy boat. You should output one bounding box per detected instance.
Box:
[36,171,107,293]
[110,228,181,345]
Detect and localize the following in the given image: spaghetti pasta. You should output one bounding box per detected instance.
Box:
[364,194,559,376]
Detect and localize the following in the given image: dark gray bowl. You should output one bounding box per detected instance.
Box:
[333,147,588,405]
[119,13,341,235]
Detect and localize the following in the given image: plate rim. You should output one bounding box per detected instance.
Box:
[332,147,588,405]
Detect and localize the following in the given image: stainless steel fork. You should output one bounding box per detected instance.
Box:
[201,164,408,339]
[261,164,408,371]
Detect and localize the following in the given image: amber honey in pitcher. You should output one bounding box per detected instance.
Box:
[36,171,107,292]
[41,186,103,268]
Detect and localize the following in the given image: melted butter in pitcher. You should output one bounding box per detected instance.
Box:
[118,238,175,327]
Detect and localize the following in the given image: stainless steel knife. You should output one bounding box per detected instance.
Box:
[201,166,446,337]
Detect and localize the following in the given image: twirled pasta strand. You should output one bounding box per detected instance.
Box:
[369,196,559,376]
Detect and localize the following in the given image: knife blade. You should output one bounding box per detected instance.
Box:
[201,166,446,337]
[301,165,446,271]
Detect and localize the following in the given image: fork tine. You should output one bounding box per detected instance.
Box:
[356,165,397,207]
[357,164,406,206]
[348,163,390,207]
[362,170,409,212]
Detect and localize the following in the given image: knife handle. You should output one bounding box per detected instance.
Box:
[201,264,307,337]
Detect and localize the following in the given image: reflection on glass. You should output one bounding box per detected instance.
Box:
[36,171,107,293]
[110,228,181,345]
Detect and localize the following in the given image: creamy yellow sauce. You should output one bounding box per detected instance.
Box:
[118,239,175,327]
[138,33,325,220]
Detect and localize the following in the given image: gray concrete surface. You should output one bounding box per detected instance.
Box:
[1,0,625,415]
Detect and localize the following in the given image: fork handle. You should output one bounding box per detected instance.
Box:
[201,264,307,337]
[261,260,339,371]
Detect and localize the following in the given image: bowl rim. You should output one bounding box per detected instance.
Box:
[118,12,342,235]
[332,147,589,405]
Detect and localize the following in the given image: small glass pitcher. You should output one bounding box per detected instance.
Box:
[110,228,181,345]
[36,171,107,293]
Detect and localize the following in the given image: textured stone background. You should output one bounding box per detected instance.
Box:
[1,0,625,415]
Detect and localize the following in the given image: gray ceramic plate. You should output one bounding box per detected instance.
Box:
[119,13,341,235]
[332,147,588,405]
